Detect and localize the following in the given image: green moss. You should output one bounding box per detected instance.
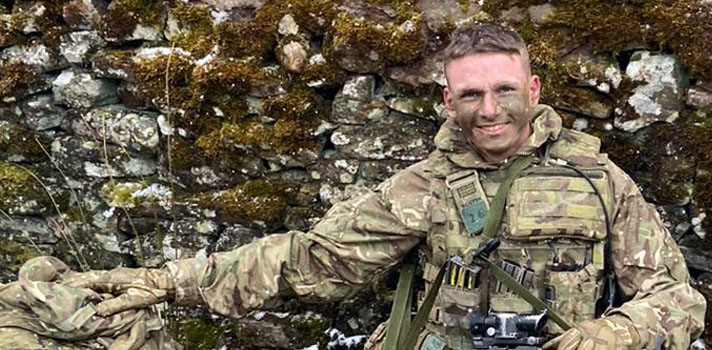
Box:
[0,237,42,275]
[0,122,47,161]
[132,53,196,111]
[282,0,341,34]
[216,4,280,60]
[685,110,712,235]
[263,88,320,120]
[482,0,712,81]
[300,60,348,88]
[0,61,45,102]
[192,179,294,227]
[287,314,331,347]
[101,0,166,40]
[104,182,144,208]
[325,11,427,68]
[166,316,231,350]
[169,2,216,57]
[169,136,257,176]
[0,162,50,213]
[195,88,323,155]
[456,0,471,13]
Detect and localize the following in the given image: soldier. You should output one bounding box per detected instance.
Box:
[0,23,705,350]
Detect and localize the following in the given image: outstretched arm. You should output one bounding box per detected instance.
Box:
[169,163,433,318]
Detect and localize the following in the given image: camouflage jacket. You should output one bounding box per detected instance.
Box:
[170,105,705,350]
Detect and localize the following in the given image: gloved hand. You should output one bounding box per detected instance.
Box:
[60,266,175,316]
[543,316,641,350]
[60,259,201,316]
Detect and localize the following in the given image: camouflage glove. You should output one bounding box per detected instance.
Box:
[60,259,201,316]
[543,316,641,350]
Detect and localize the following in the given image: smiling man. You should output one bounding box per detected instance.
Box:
[2,23,705,350]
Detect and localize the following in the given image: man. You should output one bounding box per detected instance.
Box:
[2,23,705,350]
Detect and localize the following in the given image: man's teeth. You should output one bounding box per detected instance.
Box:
[480,124,506,132]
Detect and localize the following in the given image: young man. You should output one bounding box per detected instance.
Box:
[4,23,705,350]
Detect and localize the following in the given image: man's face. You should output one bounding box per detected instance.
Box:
[443,52,541,162]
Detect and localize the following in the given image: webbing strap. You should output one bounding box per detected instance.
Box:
[398,261,448,350]
[384,263,416,350]
[481,155,534,240]
[391,155,535,350]
[481,256,572,330]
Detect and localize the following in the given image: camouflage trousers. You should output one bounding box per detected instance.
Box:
[0,257,181,350]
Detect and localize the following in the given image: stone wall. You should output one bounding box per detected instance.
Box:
[2,0,712,348]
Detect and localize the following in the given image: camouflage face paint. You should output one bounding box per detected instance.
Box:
[456,91,534,161]
[443,53,540,162]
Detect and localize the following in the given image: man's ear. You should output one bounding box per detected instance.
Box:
[442,87,457,119]
[528,75,541,108]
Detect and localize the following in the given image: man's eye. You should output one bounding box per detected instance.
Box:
[461,92,480,99]
[498,86,515,94]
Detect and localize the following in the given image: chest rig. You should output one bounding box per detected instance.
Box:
[419,130,614,350]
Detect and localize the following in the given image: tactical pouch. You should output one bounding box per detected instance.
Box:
[506,167,612,241]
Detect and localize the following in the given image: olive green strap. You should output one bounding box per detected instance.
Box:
[480,255,572,330]
[398,260,448,350]
[481,155,534,239]
[392,155,536,350]
[384,263,416,350]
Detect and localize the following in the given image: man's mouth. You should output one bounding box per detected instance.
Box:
[477,123,509,135]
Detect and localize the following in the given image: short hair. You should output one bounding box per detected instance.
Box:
[444,23,530,73]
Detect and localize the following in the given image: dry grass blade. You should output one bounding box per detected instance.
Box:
[14,165,89,270]
[100,115,146,264]
[0,208,43,255]
[33,136,88,226]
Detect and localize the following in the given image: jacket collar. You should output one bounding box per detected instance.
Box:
[433,104,563,169]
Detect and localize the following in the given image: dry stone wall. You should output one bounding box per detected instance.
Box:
[2,0,712,348]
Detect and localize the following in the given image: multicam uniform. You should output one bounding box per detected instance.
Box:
[0,105,704,350]
[165,105,704,350]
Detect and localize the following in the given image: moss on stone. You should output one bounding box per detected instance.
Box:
[103,182,144,208]
[169,2,216,57]
[482,0,712,81]
[216,3,281,60]
[195,87,323,155]
[166,316,230,350]
[0,18,19,48]
[0,237,42,275]
[192,178,293,227]
[325,10,427,68]
[281,0,341,34]
[262,88,319,120]
[0,61,45,102]
[101,0,166,40]
[0,162,50,213]
[686,110,712,235]
[286,314,331,347]
[132,53,196,111]
[0,122,47,162]
[300,60,348,88]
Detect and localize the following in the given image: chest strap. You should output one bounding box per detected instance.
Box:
[386,155,568,350]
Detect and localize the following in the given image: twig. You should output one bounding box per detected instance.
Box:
[14,165,88,270]
[164,42,180,260]
[101,114,146,264]
[0,208,43,255]
[33,136,88,226]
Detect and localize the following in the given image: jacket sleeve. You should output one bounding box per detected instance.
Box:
[604,161,706,350]
[164,163,433,319]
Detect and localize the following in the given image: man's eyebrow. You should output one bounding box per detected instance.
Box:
[494,81,519,89]
[458,88,482,97]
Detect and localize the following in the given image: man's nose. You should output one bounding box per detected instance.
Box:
[479,93,500,118]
